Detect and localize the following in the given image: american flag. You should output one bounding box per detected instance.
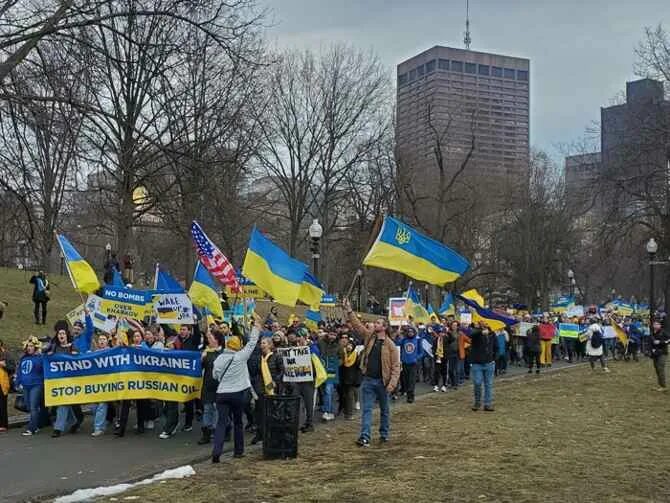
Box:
[190,221,241,293]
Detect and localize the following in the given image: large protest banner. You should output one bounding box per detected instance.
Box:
[44,346,202,406]
[278,346,313,382]
[152,293,194,324]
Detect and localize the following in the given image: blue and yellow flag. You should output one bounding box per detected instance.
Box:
[550,296,575,313]
[439,292,455,316]
[299,271,325,309]
[305,309,321,331]
[457,294,518,331]
[154,265,184,292]
[405,286,431,324]
[188,262,223,320]
[363,216,469,285]
[57,234,101,294]
[242,227,307,307]
[428,304,439,322]
[461,289,485,308]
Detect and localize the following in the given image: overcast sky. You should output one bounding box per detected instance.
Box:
[265,0,669,161]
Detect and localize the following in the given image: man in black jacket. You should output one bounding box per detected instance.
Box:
[469,322,497,412]
[651,319,670,391]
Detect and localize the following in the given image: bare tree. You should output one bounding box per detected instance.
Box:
[493,150,576,309]
[0,41,86,270]
[0,0,266,82]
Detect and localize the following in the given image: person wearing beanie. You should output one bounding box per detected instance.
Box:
[397,325,422,403]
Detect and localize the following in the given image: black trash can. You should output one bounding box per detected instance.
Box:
[262,395,301,459]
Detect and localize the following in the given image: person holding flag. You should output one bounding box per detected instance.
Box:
[343,298,400,447]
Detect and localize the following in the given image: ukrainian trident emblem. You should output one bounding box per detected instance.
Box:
[395,225,411,245]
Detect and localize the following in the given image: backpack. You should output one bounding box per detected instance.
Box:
[590,330,603,349]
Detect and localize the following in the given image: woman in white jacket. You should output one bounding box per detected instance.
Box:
[583,321,610,373]
[211,316,260,463]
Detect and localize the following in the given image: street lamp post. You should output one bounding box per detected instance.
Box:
[647,238,658,333]
[308,219,323,277]
[105,242,112,262]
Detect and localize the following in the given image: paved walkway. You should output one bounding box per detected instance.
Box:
[0,360,577,502]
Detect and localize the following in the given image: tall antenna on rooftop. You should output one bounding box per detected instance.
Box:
[464,0,472,49]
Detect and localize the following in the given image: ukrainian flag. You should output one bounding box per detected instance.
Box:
[299,271,325,309]
[439,292,455,316]
[457,294,518,331]
[154,266,184,292]
[461,289,485,308]
[242,227,307,307]
[305,309,321,331]
[188,262,223,320]
[611,320,629,346]
[56,234,101,294]
[363,216,469,285]
[428,304,439,322]
[405,286,431,324]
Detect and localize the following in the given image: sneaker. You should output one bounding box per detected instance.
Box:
[433,386,439,392]
[603,368,610,373]
[300,424,314,433]
[159,431,171,439]
[51,430,61,438]
[328,413,336,421]
[181,424,193,433]
[484,406,495,412]
[321,412,329,421]
[440,386,447,393]
[21,430,34,437]
[471,404,481,411]
[233,453,245,459]
[355,402,360,410]
[356,437,370,447]
[379,436,388,443]
[144,420,155,430]
[655,387,668,392]
[91,430,104,437]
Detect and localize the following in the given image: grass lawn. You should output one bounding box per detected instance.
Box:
[119,362,670,503]
[0,266,82,350]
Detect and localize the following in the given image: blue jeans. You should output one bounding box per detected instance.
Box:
[25,385,43,433]
[456,359,465,384]
[54,405,76,432]
[359,377,390,441]
[202,402,218,429]
[321,382,335,414]
[91,403,108,432]
[471,362,495,407]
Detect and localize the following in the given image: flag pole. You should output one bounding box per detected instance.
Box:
[54,230,86,304]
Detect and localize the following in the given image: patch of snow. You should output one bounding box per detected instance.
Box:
[53,466,196,503]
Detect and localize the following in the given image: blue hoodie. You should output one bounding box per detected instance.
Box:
[398,335,424,365]
[16,354,44,388]
[73,314,94,353]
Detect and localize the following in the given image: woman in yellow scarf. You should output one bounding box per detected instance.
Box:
[251,337,284,445]
[0,339,11,432]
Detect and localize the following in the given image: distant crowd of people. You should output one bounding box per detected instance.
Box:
[0,296,668,464]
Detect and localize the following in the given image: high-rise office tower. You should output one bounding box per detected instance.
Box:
[395,46,530,223]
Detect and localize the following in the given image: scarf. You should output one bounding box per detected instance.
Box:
[261,352,275,396]
[436,335,444,359]
[343,350,357,368]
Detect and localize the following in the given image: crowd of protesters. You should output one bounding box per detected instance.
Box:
[0,299,668,462]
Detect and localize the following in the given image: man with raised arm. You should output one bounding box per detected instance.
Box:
[343,298,400,447]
